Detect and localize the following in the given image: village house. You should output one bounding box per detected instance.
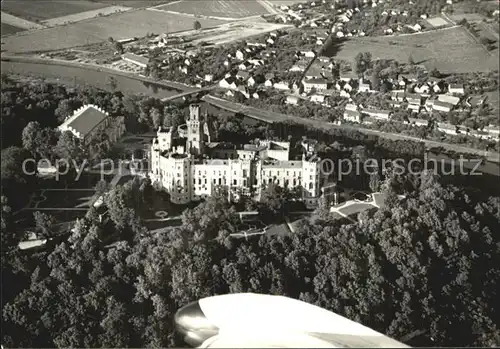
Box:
[274,81,291,91]
[236,50,245,60]
[414,83,430,94]
[219,77,238,90]
[58,104,125,144]
[406,93,423,105]
[286,95,300,105]
[345,103,358,111]
[302,78,328,92]
[247,76,257,87]
[432,100,454,113]
[361,108,392,121]
[310,94,326,104]
[236,70,250,81]
[358,79,371,93]
[301,50,316,58]
[252,91,265,99]
[238,61,253,71]
[343,109,362,123]
[448,84,465,95]
[437,122,458,135]
[340,71,357,82]
[340,90,351,98]
[237,85,250,99]
[122,53,149,68]
[437,94,460,106]
[205,74,214,82]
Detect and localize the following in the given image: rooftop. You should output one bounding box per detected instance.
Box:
[61,104,109,138]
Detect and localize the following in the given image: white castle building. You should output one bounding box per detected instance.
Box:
[150,104,323,208]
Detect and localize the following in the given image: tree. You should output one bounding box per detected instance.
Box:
[150,108,162,129]
[107,76,117,91]
[33,211,55,238]
[408,54,415,65]
[114,41,124,54]
[21,121,43,155]
[55,99,75,123]
[193,20,202,31]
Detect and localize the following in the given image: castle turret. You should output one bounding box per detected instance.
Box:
[187,104,204,155]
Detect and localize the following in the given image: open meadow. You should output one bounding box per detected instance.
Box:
[333,26,499,73]
[1,9,226,53]
[156,0,270,19]
[1,0,110,21]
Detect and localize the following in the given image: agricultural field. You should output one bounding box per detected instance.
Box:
[41,6,132,27]
[157,0,270,19]
[333,26,499,73]
[97,0,177,8]
[1,9,226,53]
[1,22,25,35]
[1,0,110,21]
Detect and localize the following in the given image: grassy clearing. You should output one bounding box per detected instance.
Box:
[333,26,499,73]
[1,0,109,21]
[157,0,269,18]
[37,190,94,209]
[1,9,226,53]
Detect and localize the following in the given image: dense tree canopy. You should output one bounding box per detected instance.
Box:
[2,171,499,347]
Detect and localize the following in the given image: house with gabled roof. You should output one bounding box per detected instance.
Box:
[58,104,125,144]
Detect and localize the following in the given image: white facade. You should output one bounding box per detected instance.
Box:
[150,105,323,208]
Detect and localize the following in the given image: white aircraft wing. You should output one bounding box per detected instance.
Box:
[174,293,410,348]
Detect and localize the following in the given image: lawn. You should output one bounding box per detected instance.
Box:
[37,189,95,209]
[157,0,269,19]
[333,26,499,73]
[116,175,136,186]
[1,9,227,53]
[338,202,375,216]
[1,22,25,35]
[1,0,110,21]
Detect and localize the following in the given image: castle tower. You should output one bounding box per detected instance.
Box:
[187,104,204,155]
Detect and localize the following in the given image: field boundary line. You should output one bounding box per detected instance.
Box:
[147,7,253,21]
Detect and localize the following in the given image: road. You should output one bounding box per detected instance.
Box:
[2,56,498,163]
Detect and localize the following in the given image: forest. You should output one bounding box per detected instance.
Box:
[1,76,499,348]
[2,170,499,347]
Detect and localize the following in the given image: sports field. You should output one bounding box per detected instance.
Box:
[1,9,226,53]
[156,0,269,19]
[1,0,109,21]
[333,26,499,73]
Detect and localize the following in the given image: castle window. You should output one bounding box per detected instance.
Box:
[233,179,237,185]
[309,183,313,190]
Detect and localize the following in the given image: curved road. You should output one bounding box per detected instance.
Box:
[2,55,499,163]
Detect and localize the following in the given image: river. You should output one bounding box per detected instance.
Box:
[1,61,181,98]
